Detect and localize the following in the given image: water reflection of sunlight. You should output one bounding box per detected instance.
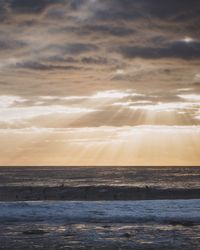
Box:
[180,37,195,43]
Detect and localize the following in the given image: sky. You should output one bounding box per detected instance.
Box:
[0,0,200,166]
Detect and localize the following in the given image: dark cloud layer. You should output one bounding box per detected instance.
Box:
[1,0,199,20]
[10,0,64,13]
[116,41,200,60]
[0,39,27,50]
[97,0,200,20]
[68,25,136,37]
[0,0,200,80]
[45,43,98,56]
[15,61,82,71]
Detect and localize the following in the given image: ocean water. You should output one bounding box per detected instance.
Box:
[0,200,200,250]
[0,167,199,189]
[0,167,199,249]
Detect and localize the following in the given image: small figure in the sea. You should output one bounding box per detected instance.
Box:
[123,232,131,238]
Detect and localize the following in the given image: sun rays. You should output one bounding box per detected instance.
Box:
[0,88,200,166]
[0,126,200,166]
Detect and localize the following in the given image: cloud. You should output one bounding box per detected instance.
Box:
[9,0,64,13]
[46,43,98,55]
[193,74,200,85]
[1,0,200,166]
[0,1,9,21]
[0,95,27,108]
[69,25,136,37]
[0,0,200,99]
[115,41,200,59]
[15,61,82,71]
[81,56,108,65]
[2,0,200,24]
[178,94,200,102]
[0,39,27,50]
[0,104,96,123]
[95,0,200,21]
[46,55,78,63]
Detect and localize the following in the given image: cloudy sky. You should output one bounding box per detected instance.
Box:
[0,0,200,166]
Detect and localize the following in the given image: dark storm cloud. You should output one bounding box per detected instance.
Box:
[115,41,200,60]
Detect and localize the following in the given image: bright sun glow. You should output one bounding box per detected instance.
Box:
[92,90,142,99]
[181,37,195,43]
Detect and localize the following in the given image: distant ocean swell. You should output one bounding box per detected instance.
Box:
[0,200,199,224]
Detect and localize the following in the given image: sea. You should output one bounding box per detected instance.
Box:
[0,167,199,250]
